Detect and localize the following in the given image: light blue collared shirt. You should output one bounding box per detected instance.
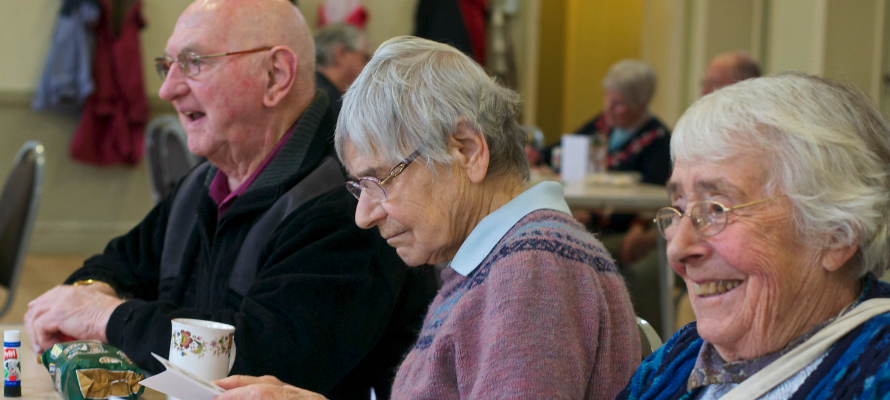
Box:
[449,181,572,276]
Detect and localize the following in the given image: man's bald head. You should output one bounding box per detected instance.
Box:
[177,0,316,104]
[702,50,761,96]
[159,0,319,162]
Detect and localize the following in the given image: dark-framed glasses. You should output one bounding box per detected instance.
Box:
[346,150,422,203]
[154,46,273,80]
[654,196,783,240]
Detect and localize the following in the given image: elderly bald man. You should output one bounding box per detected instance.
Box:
[23,0,434,397]
[701,50,761,95]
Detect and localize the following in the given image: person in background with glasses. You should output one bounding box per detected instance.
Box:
[24,1,436,398]
[215,36,640,400]
[618,72,890,399]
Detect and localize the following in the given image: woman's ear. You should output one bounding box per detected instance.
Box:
[448,120,489,184]
[821,239,859,273]
[263,46,298,107]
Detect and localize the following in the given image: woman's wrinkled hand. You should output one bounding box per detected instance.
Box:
[213,375,327,400]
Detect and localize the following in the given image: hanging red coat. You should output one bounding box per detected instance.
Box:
[70,0,148,166]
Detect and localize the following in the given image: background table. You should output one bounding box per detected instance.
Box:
[562,180,672,212]
[0,323,164,399]
[558,181,677,340]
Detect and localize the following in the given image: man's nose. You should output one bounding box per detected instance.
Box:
[354,193,386,230]
[158,63,189,101]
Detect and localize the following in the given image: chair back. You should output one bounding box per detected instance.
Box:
[0,141,45,318]
[145,115,201,204]
[637,316,663,360]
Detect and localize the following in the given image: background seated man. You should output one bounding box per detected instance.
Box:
[701,50,761,95]
[23,1,435,398]
[315,22,370,120]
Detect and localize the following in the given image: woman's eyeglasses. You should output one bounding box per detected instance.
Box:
[346,150,422,203]
[654,196,782,239]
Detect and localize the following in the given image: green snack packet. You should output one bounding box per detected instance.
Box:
[39,341,145,400]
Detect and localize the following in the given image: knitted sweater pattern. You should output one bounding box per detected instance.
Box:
[391,209,640,399]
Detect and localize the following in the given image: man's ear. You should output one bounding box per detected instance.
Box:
[263,46,298,107]
[448,120,489,184]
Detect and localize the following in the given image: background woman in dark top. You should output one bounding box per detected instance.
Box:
[560,60,672,333]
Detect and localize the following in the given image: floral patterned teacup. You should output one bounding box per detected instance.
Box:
[169,318,236,382]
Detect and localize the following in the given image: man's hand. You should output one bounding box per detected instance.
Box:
[620,223,658,266]
[24,284,125,353]
[214,375,327,400]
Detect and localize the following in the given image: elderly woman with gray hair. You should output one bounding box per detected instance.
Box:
[572,59,670,185]
[214,36,640,400]
[618,72,890,399]
[338,35,639,399]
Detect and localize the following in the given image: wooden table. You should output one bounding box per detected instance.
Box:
[0,324,164,399]
[549,180,677,340]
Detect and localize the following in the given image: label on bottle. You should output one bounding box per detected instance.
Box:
[4,342,20,388]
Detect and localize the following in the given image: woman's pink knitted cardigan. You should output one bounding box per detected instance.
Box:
[391,209,640,399]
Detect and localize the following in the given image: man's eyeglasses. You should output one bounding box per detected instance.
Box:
[346,150,422,203]
[154,46,273,80]
[654,196,783,240]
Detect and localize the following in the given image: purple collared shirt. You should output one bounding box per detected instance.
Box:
[208,128,294,219]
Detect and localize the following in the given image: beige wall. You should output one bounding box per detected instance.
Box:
[824,0,883,99]
[643,0,889,128]
[766,0,824,75]
[642,0,688,128]
[0,1,57,92]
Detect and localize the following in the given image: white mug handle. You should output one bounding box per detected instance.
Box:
[228,343,236,373]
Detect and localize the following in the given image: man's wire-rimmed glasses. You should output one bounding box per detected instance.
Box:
[654,196,783,240]
[154,46,273,80]
[346,150,422,203]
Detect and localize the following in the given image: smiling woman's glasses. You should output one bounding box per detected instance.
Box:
[154,46,273,80]
[654,196,782,240]
[346,150,422,203]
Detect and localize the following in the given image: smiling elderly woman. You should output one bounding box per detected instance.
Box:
[338,36,639,398]
[618,72,890,400]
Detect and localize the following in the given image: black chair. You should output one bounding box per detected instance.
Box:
[145,115,202,204]
[0,141,45,319]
